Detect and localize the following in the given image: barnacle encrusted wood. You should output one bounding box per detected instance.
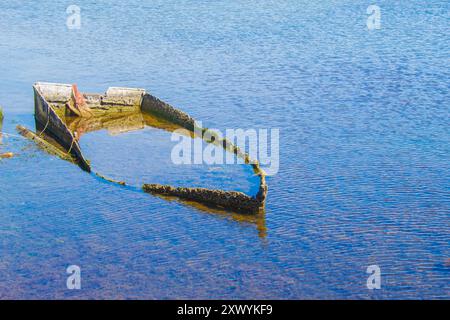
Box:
[143,184,263,213]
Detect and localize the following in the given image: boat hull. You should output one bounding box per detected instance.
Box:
[33,84,90,172]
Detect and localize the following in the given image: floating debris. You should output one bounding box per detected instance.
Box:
[0,152,14,159]
[22,82,268,213]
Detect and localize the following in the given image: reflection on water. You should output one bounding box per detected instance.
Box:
[153,192,267,239]
[66,112,145,138]
[66,111,190,138]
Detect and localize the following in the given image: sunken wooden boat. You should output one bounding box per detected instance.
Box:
[24,82,268,213]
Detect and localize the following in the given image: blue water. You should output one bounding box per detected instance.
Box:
[0,0,449,299]
[79,125,261,194]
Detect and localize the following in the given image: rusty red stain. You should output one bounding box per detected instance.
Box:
[72,84,86,108]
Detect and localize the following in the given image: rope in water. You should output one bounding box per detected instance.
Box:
[67,136,76,154]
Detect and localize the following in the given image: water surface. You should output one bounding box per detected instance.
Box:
[0,0,449,299]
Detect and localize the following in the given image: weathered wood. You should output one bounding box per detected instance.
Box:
[33,84,91,172]
[141,93,196,131]
[143,184,263,214]
[16,125,75,162]
[102,87,145,106]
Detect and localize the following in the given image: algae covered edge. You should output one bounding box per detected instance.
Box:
[142,184,264,214]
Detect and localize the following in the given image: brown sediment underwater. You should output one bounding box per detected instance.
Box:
[23,82,268,214]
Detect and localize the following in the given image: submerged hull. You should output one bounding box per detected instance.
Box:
[29,82,267,213]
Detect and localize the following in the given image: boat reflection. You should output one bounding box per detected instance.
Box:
[39,111,267,238]
[151,192,267,239]
[64,111,196,141]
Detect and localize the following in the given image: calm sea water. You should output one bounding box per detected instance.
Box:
[0,0,449,299]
